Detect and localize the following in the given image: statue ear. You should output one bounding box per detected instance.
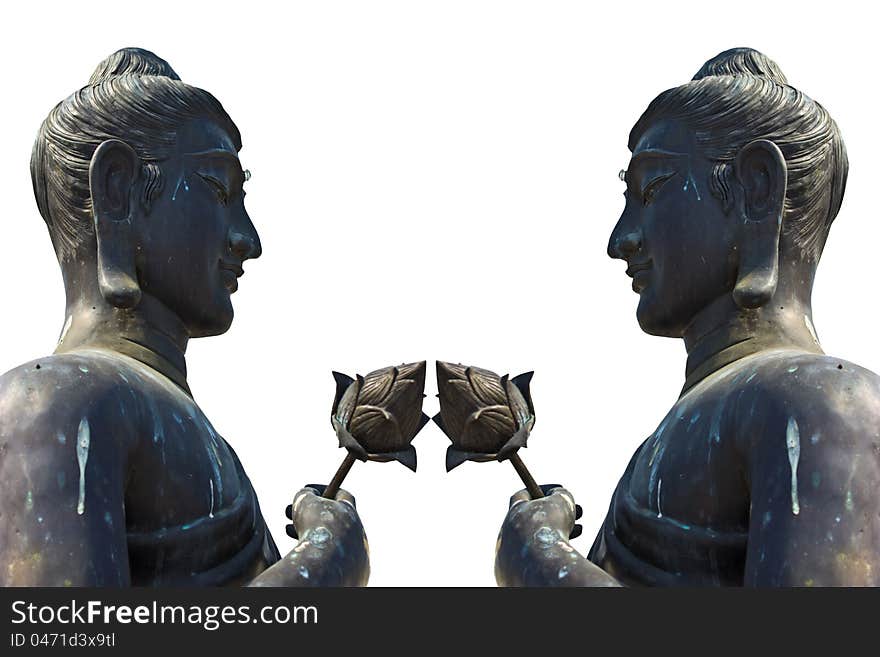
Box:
[732,139,787,309]
[89,139,142,309]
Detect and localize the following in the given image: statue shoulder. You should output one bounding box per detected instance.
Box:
[0,351,139,444]
[807,353,880,398]
[738,351,880,459]
[0,353,134,585]
[743,351,880,408]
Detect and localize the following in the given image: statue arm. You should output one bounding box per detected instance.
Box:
[248,487,369,587]
[495,488,621,587]
[743,368,880,586]
[0,369,131,586]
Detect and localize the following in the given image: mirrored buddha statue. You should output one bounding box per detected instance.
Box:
[495,48,880,587]
[0,48,369,586]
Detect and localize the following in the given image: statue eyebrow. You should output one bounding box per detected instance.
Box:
[628,148,687,169]
[187,149,243,171]
[187,149,245,185]
[621,148,687,186]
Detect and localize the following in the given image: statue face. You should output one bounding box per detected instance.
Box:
[135,119,261,337]
[608,119,739,337]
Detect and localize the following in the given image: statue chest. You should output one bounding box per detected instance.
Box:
[123,388,247,536]
[121,390,279,584]
[588,387,752,586]
[628,390,751,533]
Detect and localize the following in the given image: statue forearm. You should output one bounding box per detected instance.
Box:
[249,525,369,587]
[495,522,621,587]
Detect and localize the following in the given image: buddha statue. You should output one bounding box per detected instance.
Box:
[0,48,369,586]
[495,48,880,586]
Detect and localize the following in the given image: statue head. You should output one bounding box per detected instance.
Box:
[31,48,261,337]
[608,48,848,338]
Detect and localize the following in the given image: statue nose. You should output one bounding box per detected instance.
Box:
[229,228,262,260]
[608,229,643,260]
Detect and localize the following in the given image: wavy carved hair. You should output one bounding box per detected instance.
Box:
[30,48,241,261]
[629,48,848,262]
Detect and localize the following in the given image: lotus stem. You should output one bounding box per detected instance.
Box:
[324,452,358,499]
[508,452,544,499]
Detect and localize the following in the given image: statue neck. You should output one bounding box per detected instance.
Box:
[55,279,191,396]
[680,290,822,395]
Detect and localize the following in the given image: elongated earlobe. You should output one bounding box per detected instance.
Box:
[89,139,142,308]
[732,139,787,309]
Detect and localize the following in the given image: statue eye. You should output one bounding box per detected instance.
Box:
[642,173,675,206]
[197,173,229,206]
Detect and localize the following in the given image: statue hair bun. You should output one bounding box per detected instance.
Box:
[88,47,181,85]
[692,47,788,86]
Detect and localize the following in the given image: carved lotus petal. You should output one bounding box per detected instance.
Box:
[331,361,428,470]
[434,361,535,468]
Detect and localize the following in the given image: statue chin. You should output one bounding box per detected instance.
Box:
[159,287,237,338]
[188,308,235,338]
[635,295,686,339]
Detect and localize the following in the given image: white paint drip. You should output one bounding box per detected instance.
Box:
[58,315,72,345]
[656,478,663,518]
[209,479,215,519]
[683,173,702,200]
[76,417,90,515]
[203,421,224,499]
[709,405,723,443]
[804,315,820,345]
[146,397,166,467]
[152,408,165,445]
[707,404,723,464]
[645,412,674,504]
[172,175,189,201]
[647,434,667,500]
[786,417,801,515]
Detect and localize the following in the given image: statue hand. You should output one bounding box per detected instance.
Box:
[507,484,583,540]
[284,484,363,539]
[284,484,358,540]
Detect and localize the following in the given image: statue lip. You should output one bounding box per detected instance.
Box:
[625,260,652,278]
[219,261,244,278]
[219,261,243,292]
[626,260,651,293]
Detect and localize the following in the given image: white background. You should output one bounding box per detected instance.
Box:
[1,1,877,586]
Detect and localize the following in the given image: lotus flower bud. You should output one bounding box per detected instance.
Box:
[331,361,429,472]
[434,361,535,471]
